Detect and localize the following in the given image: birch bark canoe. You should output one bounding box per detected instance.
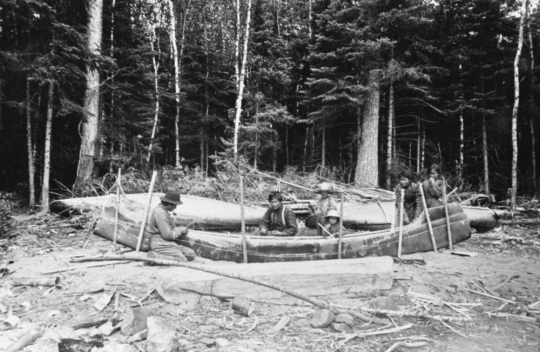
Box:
[92,195,473,263]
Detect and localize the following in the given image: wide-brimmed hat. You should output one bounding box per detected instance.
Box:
[160,191,183,205]
[315,182,333,193]
[325,209,340,220]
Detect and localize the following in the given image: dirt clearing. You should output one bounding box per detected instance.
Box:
[0,218,539,352]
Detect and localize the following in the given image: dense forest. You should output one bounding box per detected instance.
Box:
[1,0,539,208]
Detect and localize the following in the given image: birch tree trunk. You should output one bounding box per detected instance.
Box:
[386,77,394,190]
[234,0,240,89]
[74,0,103,190]
[233,0,252,162]
[302,126,308,171]
[168,0,181,167]
[26,78,35,207]
[511,0,527,207]
[321,123,326,168]
[355,69,382,187]
[482,112,490,195]
[41,82,54,212]
[416,120,421,174]
[255,101,260,169]
[528,7,536,192]
[147,23,160,163]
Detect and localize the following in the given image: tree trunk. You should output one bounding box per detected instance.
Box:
[26,78,36,207]
[74,0,103,190]
[147,23,161,163]
[234,0,240,89]
[254,101,259,169]
[416,120,421,174]
[321,123,326,168]
[285,125,289,167]
[386,77,394,189]
[420,124,425,172]
[459,109,463,177]
[302,126,308,171]
[233,0,252,162]
[528,9,536,192]
[355,69,382,187]
[41,82,54,212]
[511,0,527,207]
[482,112,490,195]
[308,0,312,39]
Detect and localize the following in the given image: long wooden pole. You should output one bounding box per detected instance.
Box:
[240,175,247,263]
[442,177,453,250]
[338,192,344,259]
[417,182,438,251]
[136,170,157,252]
[397,189,405,258]
[113,168,121,252]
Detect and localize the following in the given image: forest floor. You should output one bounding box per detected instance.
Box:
[0,214,539,352]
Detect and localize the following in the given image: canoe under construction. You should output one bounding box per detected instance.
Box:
[93,196,472,263]
[53,193,504,232]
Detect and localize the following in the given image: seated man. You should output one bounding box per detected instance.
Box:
[323,209,348,237]
[147,191,196,262]
[259,192,298,236]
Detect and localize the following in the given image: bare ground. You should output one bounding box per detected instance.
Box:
[0,218,539,352]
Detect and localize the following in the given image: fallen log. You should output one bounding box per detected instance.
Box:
[11,277,60,287]
[72,254,392,325]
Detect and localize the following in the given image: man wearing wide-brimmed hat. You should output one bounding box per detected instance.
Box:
[147,191,196,262]
[259,192,298,236]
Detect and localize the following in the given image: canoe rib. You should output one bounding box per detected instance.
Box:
[94,196,472,263]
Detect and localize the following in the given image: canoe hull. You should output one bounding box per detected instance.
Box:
[52,193,265,230]
[93,197,472,263]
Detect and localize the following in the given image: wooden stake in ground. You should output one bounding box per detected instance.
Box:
[442,177,453,250]
[417,182,437,252]
[338,192,344,259]
[397,189,405,258]
[136,170,157,252]
[240,175,247,264]
[113,168,122,252]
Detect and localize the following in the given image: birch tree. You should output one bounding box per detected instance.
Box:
[528,4,536,191]
[26,78,35,207]
[41,81,54,212]
[74,0,103,190]
[511,0,527,207]
[233,0,252,162]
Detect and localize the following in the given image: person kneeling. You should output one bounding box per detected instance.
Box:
[147,191,196,263]
[259,192,298,236]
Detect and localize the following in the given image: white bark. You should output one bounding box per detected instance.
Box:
[416,119,421,174]
[386,78,394,189]
[26,78,35,207]
[482,113,490,195]
[168,0,191,167]
[41,82,54,212]
[147,23,161,162]
[528,6,536,191]
[75,0,103,189]
[511,0,527,207]
[321,123,326,168]
[233,0,252,162]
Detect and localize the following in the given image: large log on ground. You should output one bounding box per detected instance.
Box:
[156,257,393,301]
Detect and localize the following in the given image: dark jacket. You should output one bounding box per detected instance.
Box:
[260,205,298,236]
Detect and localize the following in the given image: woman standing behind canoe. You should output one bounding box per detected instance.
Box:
[314,182,338,236]
[394,170,422,225]
[422,164,444,208]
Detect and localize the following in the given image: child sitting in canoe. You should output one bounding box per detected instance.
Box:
[322,209,349,237]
